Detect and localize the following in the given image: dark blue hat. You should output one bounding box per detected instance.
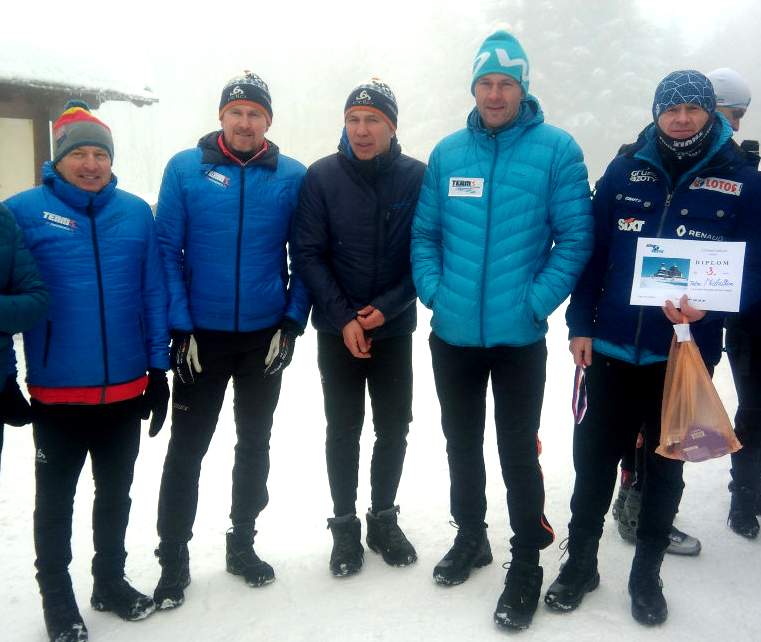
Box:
[652,70,716,121]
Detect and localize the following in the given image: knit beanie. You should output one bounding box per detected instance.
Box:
[471,30,529,96]
[344,78,398,130]
[708,68,751,108]
[219,71,272,124]
[52,100,113,165]
[652,70,716,121]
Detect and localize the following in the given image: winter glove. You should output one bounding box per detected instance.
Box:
[0,375,32,426]
[142,368,170,437]
[263,319,301,376]
[170,332,202,384]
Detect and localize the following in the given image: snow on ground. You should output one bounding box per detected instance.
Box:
[2,306,759,642]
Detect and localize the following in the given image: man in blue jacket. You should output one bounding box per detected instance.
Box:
[0,202,48,467]
[293,79,425,577]
[411,31,593,630]
[153,71,309,608]
[6,101,170,642]
[545,71,761,625]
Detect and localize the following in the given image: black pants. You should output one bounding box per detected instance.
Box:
[32,398,142,581]
[157,331,282,544]
[569,357,685,549]
[726,324,761,489]
[317,332,412,517]
[429,333,554,555]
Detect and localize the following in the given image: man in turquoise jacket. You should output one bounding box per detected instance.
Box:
[411,30,593,631]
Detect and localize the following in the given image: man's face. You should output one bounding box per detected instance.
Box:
[56,146,112,192]
[221,104,269,153]
[657,103,711,139]
[345,110,393,160]
[475,73,523,130]
[717,106,746,132]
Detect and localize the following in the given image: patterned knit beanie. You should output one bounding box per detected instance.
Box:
[652,70,716,121]
[344,78,398,130]
[219,71,272,124]
[471,31,529,96]
[52,100,113,164]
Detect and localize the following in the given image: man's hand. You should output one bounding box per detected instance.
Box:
[142,369,170,437]
[264,320,300,376]
[662,294,706,324]
[569,337,593,366]
[356,305,385,331]
[171,332,202,384]
[342,319,372,358]
[0,375,32,426]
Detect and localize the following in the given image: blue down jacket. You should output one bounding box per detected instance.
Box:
[411,97,593,347]
[155,132,309,333]
[292,136,425,339]
[566,116,761,366]
[5,163,169,388]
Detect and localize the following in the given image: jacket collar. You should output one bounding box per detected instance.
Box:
[197,130,279,170]
[466,94,544,142]
[42,161,117,212]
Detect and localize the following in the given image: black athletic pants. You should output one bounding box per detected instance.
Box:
[569,356,684,550]
[726,323,761,490]
[32,397,142,581]
[157,330,281,544]
[429,333,554,556]
[317,332,412,517]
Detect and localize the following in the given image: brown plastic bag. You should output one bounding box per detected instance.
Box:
[657,327,741,462]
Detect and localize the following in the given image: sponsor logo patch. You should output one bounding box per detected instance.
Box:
[689,176,743,196]
[35,448,48,464]
[688,229,724,241]
[228,85,245,100]
[618,217,645,232]
[676,225,687,237]
[448,177,484,198]
[42,211,77,231]
[205,170,230,188]
[629,169,659,183]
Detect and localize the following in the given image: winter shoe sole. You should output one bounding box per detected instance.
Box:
[90,599,156,621]
[544,573,600,612]
[226,564,276,587]
[432,552,493,586]
[366,540,417,567]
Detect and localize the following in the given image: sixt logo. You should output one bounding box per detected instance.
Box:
[43,211,77,230]
[689,177,743,196]
[646,243,664,254]
[629,170,659,183]
[618,217,645,232]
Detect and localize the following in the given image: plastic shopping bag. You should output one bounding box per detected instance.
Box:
[657,323,741,462]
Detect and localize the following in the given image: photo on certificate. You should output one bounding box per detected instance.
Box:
[630,237,746,312]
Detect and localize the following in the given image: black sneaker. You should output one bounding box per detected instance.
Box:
[40,575,88,642]
[433,524,492,586]
[327,514,364,577]
[226,530,275,587]
[366,506,417,567]
[153,543,191,609]
[90,577,155,621]
[544,538,600,612]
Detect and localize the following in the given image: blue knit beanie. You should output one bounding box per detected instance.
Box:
[471,31,529,96]
[652,70,716,121]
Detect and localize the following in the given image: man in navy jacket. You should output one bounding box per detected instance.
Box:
[7,101,169,642]
[153,71,309,608]
[292,79,424,578]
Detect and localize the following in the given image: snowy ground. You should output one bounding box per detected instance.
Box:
[2,305,759,642]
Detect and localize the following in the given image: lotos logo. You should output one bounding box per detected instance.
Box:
[629,169,659,183]
[618,217,645,232]
[689,176,743,196]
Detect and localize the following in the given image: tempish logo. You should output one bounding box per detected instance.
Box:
[618,217,645,232]
[448,177,484,197]
[42,211,77,230]
[629,170,658,183]
[689,177,743,196]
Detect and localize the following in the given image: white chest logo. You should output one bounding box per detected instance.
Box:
[689,177,743,196]
[206,170,230,188]
[448,177,484,198]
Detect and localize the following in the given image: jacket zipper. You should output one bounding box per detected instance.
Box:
[88,199,110,402]
[234,166,245,332]
[480,134,499,346]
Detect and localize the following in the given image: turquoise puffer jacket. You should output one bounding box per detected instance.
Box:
[411,97,593,347]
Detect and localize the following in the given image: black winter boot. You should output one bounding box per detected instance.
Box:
[728,485,760,538]
[494,559,543,630]
[38,572,88,642]
[226,529,275,587]
[433,523,493,586]
[366,506,417,567]
[153,542,190,609]
[628,540,668,626]
[544,536,600,612]
[90,576,155,621]
[327,514,364,577]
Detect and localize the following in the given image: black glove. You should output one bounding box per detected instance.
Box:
[170,332,202,384]
[0,375,32,426]
[263,319,301,376]
[142,369,170,437]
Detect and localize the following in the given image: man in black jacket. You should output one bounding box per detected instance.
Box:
[293,79,425,576]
